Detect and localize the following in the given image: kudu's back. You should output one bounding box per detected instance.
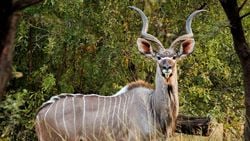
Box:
[36,87,154,141]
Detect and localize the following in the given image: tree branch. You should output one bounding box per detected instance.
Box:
[238,0,248,12]
[12,0,44,12]
[241,12,250,20]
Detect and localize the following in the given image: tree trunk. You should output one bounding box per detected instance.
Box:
[0,1,17,100]
[0,0,43,100]
[219,0,250,140]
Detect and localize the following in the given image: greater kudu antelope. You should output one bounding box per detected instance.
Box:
[35,6,205,141]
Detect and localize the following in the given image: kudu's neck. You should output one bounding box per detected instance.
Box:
[155,64,178,96]
[154,64,178,104]
[151,64,179,134]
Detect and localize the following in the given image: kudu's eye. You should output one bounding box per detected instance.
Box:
[172,55,177,60]
[156,55,161,60]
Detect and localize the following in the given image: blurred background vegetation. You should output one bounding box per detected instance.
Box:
[0,0,249,140]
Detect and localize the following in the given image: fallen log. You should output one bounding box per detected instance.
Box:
[176,114,212,136]
[173,115,223,141]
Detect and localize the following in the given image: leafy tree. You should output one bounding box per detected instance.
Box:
[219,0,250,140]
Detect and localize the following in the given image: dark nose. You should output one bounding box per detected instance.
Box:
[162,66,171,70]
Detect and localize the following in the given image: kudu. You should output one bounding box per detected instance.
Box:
[35,6,205,141]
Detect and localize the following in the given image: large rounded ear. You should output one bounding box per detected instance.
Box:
[179,38,195,58]
[137,38,155,57]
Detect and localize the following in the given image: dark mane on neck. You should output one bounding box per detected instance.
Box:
[127,80,153,90]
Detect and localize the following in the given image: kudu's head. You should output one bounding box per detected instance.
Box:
[130,6,205,82]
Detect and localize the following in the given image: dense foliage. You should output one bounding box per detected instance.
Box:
[0,0,249,140]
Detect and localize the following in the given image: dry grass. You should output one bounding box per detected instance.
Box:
[82,123,224,141]
[171,123,223,141]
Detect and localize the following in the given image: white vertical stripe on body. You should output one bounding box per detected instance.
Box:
[44,103,53,138]
[99,97,106,136]
[123,94,128,123]
[107,96,112,126]
[36,115,44,141]
[54,101,59,134]
[82,96,86,138]
[111,96,117,137]
[111,96,117,128]
[63,97,69,138]
[93,96,100,139]
[125,94,130,120]
[117,95,122,129]
[72,97,76,140]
